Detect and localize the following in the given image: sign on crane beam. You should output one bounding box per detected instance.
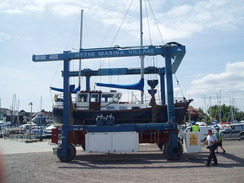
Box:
[32,44,185,74]
[32,44,185,63]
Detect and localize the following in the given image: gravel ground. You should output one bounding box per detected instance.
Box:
[3,139,244,183]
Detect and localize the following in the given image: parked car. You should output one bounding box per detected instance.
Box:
[44,124,57,137]
[220,124,244,139]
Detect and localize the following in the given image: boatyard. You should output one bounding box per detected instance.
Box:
[1,138,244,183]
[1,0,244,183]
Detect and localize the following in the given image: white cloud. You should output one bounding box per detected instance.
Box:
[1,0,243,41]
[51,4,81,16]
[0,32,12,42]
[96,0,244,42]
[0,32,31,42]
[154,0,244,40]
[0,0,78,14]
[187,61,244,111]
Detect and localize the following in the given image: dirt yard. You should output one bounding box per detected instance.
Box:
[3,140,244,183]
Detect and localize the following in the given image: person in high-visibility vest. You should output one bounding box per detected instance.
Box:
[215,126,226,154]
[190,121,200,132]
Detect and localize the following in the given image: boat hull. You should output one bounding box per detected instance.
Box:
[53,102,190,125]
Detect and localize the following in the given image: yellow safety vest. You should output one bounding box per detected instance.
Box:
[216,131,223,142]
[192,125,200,132]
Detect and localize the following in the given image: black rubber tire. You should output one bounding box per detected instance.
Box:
[81,144,86,151]
[57,143,76,162]
[240,133,244,140]
[163,141,183,160]
[157,143,164,150]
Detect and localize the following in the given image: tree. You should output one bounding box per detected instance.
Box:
[207,105,243,122]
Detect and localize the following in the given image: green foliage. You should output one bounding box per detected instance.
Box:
[207,104,243,122]
[197,107,204,113]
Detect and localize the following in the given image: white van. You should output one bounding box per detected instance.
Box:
[180,126,214,141]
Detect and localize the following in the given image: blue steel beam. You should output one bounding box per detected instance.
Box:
[60,52,71,161]
[67,66,165,77]
[32,44,185,75]
[165,46,175,124]
[32,45,164,61]
[165,45,178,160]
[69,123,173,133]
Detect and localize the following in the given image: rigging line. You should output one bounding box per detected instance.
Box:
[49,88,54,107]
[65,16,80,50]
[147,0,165,44]
[93,0,133,88]
[144,1,151,74]
[91,58,104,90]
[49,16,80,87]
[70,18,81,83]
[91,58,104,88]
[71,15,83,85]
[144,0,152,45]
[94,1,130,85]
[99,2,125,47]
[110,0,133,46]
[49,61,62,87]
[144,0,157,69]
[174,74,185,98]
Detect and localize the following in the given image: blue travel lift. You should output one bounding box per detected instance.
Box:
[32,42,186,161]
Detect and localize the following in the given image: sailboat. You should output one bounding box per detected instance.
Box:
[51,1,192,126]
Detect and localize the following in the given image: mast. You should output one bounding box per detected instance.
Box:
[78,9,84,88]
[140,0,144,104]
[219,89,221,122]
[209,96,212,122]
[40,96,42,112]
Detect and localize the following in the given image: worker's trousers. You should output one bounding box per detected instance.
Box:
[207,146,218,165]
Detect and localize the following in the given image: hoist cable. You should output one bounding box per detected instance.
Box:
[110,0,133,45]
[147,0,165,44]
[174,74,185,98]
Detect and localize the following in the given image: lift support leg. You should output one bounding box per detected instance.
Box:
[57,56,77,162]
[163,46,183,160]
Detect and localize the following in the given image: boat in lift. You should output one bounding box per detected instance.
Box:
[52,78,192,126]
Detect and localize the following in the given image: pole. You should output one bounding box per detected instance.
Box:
[28,102,33,139]
[140,0,144,104]
[78,10,84,88]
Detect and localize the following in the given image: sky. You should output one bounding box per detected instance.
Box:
[0,0,244,115]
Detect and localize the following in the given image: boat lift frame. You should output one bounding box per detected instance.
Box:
[32,42,186,161]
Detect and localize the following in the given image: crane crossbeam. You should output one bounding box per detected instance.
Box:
[67,66,165,77]
[33,44,185,61]
[32,44,185,74]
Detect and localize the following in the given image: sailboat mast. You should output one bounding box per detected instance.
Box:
[78,9,84,88]
[140,0,144,104]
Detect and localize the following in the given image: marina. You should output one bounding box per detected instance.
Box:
[1,0,243,163]
[0,0,244,182]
